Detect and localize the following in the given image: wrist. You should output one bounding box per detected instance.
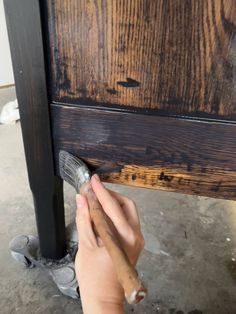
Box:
[79,281,125,314]
[81,297,124,314]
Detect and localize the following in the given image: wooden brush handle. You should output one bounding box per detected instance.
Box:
[80,181,147,304]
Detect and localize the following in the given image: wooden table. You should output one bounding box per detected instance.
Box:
[4,0,236,259]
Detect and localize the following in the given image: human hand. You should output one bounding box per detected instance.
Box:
[75,174,144,314]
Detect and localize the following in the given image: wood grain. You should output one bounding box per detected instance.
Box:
[46,0,236,120]
[51,104,236,200]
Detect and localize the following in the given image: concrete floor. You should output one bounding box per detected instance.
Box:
[1,87,236,314]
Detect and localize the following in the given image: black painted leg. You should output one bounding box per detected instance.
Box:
[32,177,66,259]
[4,0,66,259]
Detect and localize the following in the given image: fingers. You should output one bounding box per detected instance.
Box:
[90,175,131,230]
[107,189,141,231]
[76,194,97,249]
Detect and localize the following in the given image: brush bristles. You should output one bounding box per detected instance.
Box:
[59,150,91,192]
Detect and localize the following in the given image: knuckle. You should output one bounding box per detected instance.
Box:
[139,234,145,248]
[127,228,136,244]
[127,229,144,247]
[128,198,136,208]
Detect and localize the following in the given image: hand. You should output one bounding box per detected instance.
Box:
[75,174,144,314]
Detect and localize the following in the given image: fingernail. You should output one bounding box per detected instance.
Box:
[93,174,100,181]
[76,194,84,208]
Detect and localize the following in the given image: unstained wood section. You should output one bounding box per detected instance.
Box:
[51,104,236,200]
[46,0,236,120]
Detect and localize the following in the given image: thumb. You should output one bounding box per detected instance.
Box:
[76,194,97,249]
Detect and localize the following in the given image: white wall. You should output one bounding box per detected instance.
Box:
[0,0,14,86]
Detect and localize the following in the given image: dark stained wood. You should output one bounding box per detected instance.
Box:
[5,0,236,255]
[47,0,236,120]
[4,0,66,259]
[51,104,236,200]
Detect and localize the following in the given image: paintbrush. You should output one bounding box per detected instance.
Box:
[59,150,147,304]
